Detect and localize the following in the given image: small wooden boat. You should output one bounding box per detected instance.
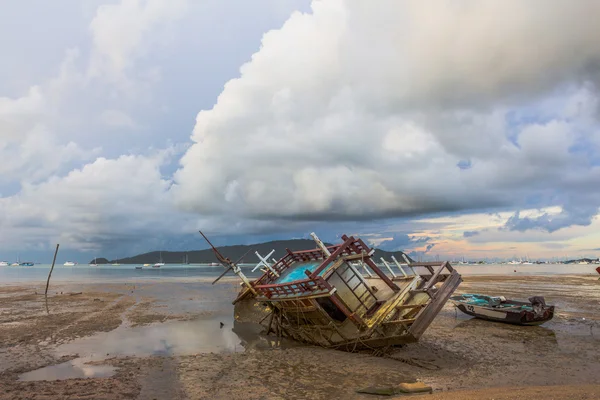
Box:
[450,293,554,326]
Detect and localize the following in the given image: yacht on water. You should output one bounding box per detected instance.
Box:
[0,261,9,266]
[64,261,77,266]
[111,257,121,266]
[89,258,98,267]
[153,252,165,268]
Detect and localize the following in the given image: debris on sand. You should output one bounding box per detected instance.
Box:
[357,381,433,396]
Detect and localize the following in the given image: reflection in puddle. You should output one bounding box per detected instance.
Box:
[56,316,297,359]
[19,359,116,381]
[19,315,298,381]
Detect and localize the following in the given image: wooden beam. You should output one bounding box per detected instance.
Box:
[383,318,417,325]
[310,236,355,278]
[409,270,462,339]
[380,258,397,278]
[424,261,448,290]
[395,303,426,310]
[329,292,365,327]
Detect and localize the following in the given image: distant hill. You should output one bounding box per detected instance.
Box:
[94,239,413,265]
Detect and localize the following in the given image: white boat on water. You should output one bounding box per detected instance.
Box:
[153,252,164,268]
[89,258,98,267]
[64,261,77,266]
[0,261,9,266]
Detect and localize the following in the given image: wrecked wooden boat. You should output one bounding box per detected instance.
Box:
[200,231,462,351]
[451,294,555,326]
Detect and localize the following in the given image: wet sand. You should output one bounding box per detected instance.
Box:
[0,275,599,399]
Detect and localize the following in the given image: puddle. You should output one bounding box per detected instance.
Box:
[19,316,298,382]
[19,359,117,381]
[55,315,297,359]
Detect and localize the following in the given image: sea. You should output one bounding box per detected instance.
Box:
[0,263,597,284]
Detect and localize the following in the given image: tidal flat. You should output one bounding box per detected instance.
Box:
[0,275,599,399]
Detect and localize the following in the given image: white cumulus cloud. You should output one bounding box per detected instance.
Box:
[173,0,600,232]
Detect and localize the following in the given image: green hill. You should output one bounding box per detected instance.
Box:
[94,239,412,265]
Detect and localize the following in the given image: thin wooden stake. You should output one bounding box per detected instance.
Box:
[45,244,60,296]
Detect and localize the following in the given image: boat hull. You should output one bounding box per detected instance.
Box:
[451,295,554,326]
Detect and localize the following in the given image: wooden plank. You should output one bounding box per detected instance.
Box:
[329,292,365,327]
[395,304,426,310]
[424,261,448,290]
[409,270,462,339]
[383,318,417,325]
[410,289,433,298]
[310,236,355,277]
[355,238,400,291]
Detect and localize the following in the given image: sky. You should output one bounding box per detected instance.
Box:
[2,0,600,263]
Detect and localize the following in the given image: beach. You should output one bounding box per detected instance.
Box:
[0,273,599,399]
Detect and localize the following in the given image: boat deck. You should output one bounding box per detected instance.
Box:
[273,261,327,284]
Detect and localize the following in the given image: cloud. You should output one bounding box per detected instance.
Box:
[503,201,599,233]
[377,233,432,252]
[88,0,188,84]
[100,109,138,129]
[463,231,480,238]
[173,0,600,232]
[0,149,191,253]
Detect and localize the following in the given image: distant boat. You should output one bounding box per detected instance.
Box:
[64,261,77,266]
[89,258,98,267]
[143,263,151,267]
[20,262,34,266]
[0,261,9,266]
[10,262,19,266]
[153,252,165,268]
[112,257,121,266]
[579,261,589,265]
[135,266,143,270]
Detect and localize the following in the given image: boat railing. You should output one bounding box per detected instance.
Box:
[254,277,332,300]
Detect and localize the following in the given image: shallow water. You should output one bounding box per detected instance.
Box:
[0,264,264,284]
[2,263,597,284]
[19,359,117,381]
[18,316,297,381]
[58,315,246,358]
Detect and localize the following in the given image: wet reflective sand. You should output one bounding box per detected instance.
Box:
[0,275,599,399]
